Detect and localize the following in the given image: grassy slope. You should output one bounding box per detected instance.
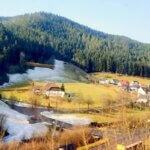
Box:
[1,73,150,123]
[1,82,120,109]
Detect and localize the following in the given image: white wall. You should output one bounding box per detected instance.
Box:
[45,91,65,97]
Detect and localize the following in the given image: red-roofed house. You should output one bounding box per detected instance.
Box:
[121,80,129,86]
[119,80,130,91]
[43,83,65,97]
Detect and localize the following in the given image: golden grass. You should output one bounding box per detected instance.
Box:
[1,73,150,149]
[1,82,121,109]
[63,83,119,104]
[0,127,91,150]
[75,113,117,123]
[145,139,150,149]
[0,104,150,149]
[77,138,109,150]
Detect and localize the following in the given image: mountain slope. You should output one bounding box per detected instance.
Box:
[0,12,150,84]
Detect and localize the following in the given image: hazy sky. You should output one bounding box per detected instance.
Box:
[0,0,150,43]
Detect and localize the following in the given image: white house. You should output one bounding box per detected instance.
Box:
[130,81,140,92]
[130,85,140,92]
[99,78,110,84]
[110,79,120,85]
[130,81,139,86]
[138,87,147,97]
[44,83,65,98]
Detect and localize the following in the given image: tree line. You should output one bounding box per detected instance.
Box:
[0,12,150,84]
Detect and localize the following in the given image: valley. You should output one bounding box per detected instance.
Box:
[1,63,150,149]
[0,8,150,150]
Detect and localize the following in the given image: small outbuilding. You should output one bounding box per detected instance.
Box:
[32,85,43,95]
[110,79,120,85]
[99,78,110,84]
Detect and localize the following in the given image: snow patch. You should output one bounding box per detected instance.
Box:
[1,60,87,86]
[41,111,91,126]
[0,101,48,143]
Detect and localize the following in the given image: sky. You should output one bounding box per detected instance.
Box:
[0,0,150,43]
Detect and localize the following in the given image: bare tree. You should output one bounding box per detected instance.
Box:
[55,96,62,111]
[28,91,39,108]
[28,91,40,119]
[47,99,51,110]
[102,94,114,107]
[84,97,94,110]
[101,94,116,113]
[75,93,84,111]
[0,114,6,137]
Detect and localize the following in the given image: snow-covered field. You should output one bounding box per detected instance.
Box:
[0,100,48,143]
[0,100,91,144]
[41,111,91,126]
[0,60,87,88]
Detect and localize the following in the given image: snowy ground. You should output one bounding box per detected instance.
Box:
[41,111,91,126]
[0,100,91,144]
[0,100,49,143]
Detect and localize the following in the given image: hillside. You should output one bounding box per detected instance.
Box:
[0,12,150,84]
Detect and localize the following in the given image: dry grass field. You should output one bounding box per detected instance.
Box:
[1,73,150,124]
[1,73,150,149]
[0,82,121,110]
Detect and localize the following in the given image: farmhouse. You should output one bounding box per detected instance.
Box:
[138,87,147,97]
[43,83,65,97]
[110,79,120,85]
[119,80,130,91]
[130,81,140,91]
[99,78,110,84]
[120,80,129,86]
[130,81,139,85]
[32,85,43,95]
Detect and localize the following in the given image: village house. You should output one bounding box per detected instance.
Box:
[32,83,65,97]
[130,81,139,85]
[110,79,120,85]
[119,80,130,91]
[136,85,150,106]
[138,87,147,97]
[130,81,140,92]
[99,78,110,84]
[43,83,65,98]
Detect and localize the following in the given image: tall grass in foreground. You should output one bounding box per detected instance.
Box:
[0,103,150,149]
[1,116,150,150]
[0,127,92,150]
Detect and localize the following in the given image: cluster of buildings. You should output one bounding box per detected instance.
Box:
[99,78,150,105]
[32,82,65,98]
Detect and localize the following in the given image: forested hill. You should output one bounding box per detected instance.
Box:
[0,12,150,84]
